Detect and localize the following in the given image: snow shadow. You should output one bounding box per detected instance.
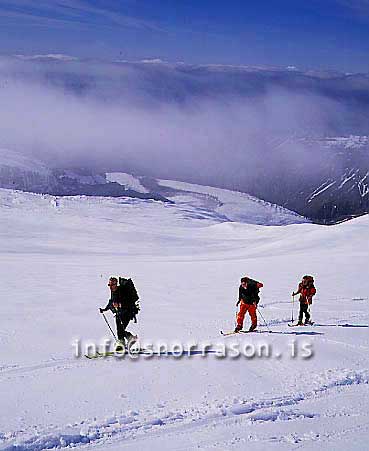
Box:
[313,323,368,328]
[267,331,324,336]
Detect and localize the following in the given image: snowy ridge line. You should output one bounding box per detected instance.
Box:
[3,368,368,451]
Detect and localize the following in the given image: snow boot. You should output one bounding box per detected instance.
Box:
[234,325,242,333]
[249,324,257,332]
[126,334,138,352]
[115,340,125,352]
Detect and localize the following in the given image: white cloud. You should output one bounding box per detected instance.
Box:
[335,0,369,18]
[0,57,363,184]
[0,0,162,31]
[15,53,79,61]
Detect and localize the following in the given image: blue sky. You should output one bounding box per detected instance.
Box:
[1,0,369,72]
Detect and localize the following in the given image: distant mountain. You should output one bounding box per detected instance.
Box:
[296,136,369,223]
[0,149,307,225]
[0,148,53,192]
[230,135,369,224]
[0,149,168,202]
[1,145,367,224]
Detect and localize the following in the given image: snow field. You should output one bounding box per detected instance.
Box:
[0,187,368,450]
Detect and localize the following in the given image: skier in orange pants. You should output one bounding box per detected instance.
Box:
[235,276,263,332]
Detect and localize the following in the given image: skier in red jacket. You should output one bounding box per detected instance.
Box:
[292,275,316,325]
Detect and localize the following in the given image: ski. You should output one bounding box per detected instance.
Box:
[288,322,314,327]
[85,351,126,359]
[220,329,259,336]
[85,349,151,359]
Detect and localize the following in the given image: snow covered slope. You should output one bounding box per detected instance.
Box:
[0,188,368,450]
[107,172,149,194]
[106,173,308,225]
[0,150,168,201]
[0,148,53,192]
[156,178,307,225]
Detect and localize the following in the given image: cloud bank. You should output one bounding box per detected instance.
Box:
[0,56,368,187]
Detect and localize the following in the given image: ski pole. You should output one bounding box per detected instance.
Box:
[257,306,272,333]
[291,294,295,323]
[101,312,117,341]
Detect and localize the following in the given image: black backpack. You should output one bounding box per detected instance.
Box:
[248,278,261,302]
[119,277,140,322]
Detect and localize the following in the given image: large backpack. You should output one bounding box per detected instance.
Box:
[118,277,140,322]
[245,278,261,302]
[303,275,315,288]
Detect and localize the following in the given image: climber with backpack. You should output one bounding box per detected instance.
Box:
[292,275,316,325]
[99,276,140,350]
[234,276,264,332]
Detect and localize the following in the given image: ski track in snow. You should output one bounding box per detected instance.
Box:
[0,357,85,378]
[1,368,368,451]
